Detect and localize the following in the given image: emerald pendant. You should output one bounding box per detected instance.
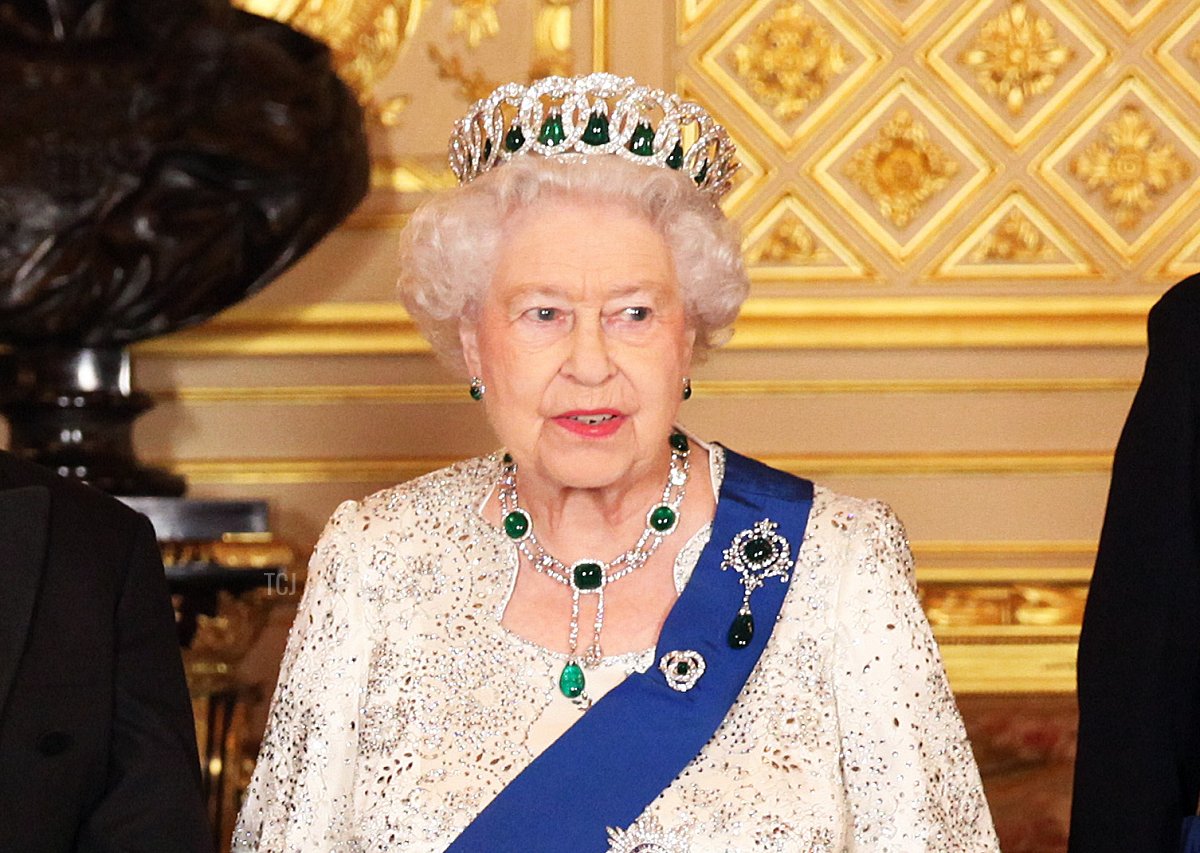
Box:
[695,160,709,185]
[504,126,525,152]
[649,504,677,533]
[482,138,493,161]
[503,509,531,540]
[628,121,655,156]
[571,561,603,591]
[669,432,690,454]
[559,661,585,698]
[582,112,611,145]
[538,112,566,145]
[728,611,754,649]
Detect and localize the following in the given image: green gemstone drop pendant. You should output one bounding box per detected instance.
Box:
[727,609,755,649]
[497,432,692,704]
[559,661,585,698]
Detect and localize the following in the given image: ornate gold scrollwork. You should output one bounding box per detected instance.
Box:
[960,1,1071,116]
[844,109,960,228]
[732,2,848,121]
[452,0,501,48]
[969,209,1054,262]
[1071,106,1190,230]
[533,0,581,79]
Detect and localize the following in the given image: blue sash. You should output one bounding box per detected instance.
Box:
[447,449,814,852]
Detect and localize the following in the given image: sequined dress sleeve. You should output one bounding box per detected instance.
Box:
[832,499,997,851]
[232,500,368,852]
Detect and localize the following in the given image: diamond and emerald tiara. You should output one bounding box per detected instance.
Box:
[448,73,739,202]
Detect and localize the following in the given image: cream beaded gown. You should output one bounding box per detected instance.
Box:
[233,444,999,852]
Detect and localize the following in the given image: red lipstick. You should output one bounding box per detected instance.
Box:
[553,409,626,438]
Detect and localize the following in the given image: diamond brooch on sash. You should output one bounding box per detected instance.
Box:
[607,815,690,852]
[720,518,792,649]
[658,649,706,692]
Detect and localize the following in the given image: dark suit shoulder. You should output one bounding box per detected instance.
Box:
[0,451,149,540]
[1150,273,1200,327]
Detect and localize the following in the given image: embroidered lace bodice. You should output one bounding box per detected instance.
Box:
[234,448,999,852]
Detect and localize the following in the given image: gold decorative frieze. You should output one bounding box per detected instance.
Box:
[742,192,873,281]
[732,3,848,122]
[131,295,1156,356]
[369,158,458,193]
[1161,219,1200,280]
[1094,0,1174,36]
[925,0,1108,148]
[427,43,498,101]
[1153,3,1200,107]
[678,0,726,42]
[844,109,961,228]
[163,451,1117,486]
[857,0,943,37]
[1040,75,1200,259]
[1071,108,1189,230]
[696,0,886,155]
[451,0,501,48]
[964,2,1071,115]
[812,76,994,260]
[532,0,581,79]
[934,189,1096,279]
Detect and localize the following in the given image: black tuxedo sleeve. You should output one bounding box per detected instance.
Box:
[76,514,214,853]
[1070,280,1200,852]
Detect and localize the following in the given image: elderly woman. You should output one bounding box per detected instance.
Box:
[234,74,998,852]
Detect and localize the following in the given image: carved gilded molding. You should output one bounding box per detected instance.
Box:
[129,294,1156,356]
[162,451,1115,485]
[695,0,887,155]
[811,74,996,261]
[924,0,1109,150]
[157,376,1138,406]
[932,187,1098,280]
[1038,74,1200,261]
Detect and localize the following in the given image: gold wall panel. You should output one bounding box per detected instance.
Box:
[810,74,996,260]
[1038,74,1200,261]
[924,0,1110,150]
[694,0,887,155]
[933,187,1097,280]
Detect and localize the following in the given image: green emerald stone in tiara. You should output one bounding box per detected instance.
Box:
[628,122,655,157]
[667,142,684,170]
[582,112,611,145]
[538,112,566,146]
[504,126,525,152]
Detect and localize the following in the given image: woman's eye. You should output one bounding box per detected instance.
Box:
[528,307,560,322]
[622,306,652,322]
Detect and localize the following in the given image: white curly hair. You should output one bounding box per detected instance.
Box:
[397,155,749,372]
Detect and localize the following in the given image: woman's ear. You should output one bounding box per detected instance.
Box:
[459,320,482,377]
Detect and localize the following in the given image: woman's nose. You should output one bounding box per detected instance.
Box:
[563,316,616,385]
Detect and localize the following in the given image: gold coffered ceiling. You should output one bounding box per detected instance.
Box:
[672,0,1200,288]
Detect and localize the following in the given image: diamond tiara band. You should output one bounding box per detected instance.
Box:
[448,73,739,201]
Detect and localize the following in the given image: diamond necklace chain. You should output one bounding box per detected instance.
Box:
[498,432,691,700]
